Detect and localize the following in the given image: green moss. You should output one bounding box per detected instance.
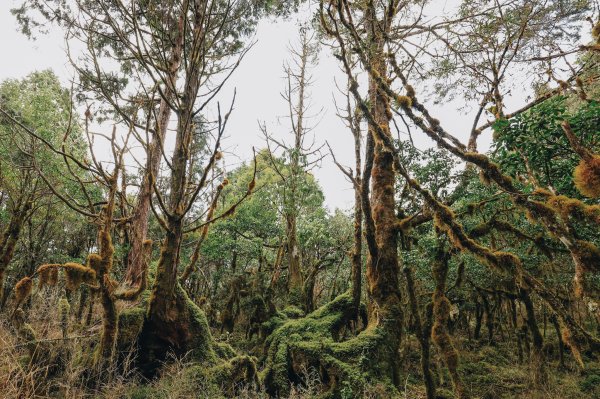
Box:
[116,290,152,352]
[137,284,217,377]
[580,374,600,393]
[214,341,237,359]
[179,283,217,363]
[117,306,146,350]
[261,312,288,336]
[281,305,304,319]
[185,355,259,397]
[262,292,394,398]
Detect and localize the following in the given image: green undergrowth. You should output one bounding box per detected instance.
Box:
[398,336,600,399]
[261,291,395,398]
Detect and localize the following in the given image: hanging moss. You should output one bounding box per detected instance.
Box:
[571,239,600,297]
[98,229,115,272]
[394,95,412,109]
[573,155,600,198]
[38,264,60,288]
[546,194,600,223]
[574,240,600,273]
[562,326,585,369]
[14,276,33,305]
[87,254,103,274]
[63,262,96,291]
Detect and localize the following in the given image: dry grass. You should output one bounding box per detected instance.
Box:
[0,286,138,398]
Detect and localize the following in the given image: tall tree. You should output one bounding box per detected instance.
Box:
[321,0,404,385]
[262,27,324,309]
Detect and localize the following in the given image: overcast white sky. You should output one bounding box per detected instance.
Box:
[0,1,497,211]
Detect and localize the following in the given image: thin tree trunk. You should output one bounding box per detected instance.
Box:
[123,11,184,287]
[474,299,483,340]
[519,288,546,384]
[351,107,362,320]
[286,214,303,304]
[550,314,565,369]
[0,200,31,303]
[404,266,436,399]
[431,246,469,399]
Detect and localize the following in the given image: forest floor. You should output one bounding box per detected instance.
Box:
[1,297,598,398]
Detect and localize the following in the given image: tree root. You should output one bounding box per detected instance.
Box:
[261,292,395,398]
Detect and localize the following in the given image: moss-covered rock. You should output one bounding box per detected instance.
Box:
[116,289,152,354]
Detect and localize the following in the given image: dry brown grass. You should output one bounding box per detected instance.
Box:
[0,286,138,398]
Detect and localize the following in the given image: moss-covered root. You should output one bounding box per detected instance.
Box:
[186,355,259,397]
[261,292,395,398]
[137,283,217,377]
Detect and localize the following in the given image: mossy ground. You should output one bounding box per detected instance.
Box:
[398,335,599,399]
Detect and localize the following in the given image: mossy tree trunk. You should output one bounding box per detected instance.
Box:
[286,214,303,305]
[92,173,119,365]
[431,245,468,399]
[550,314,565,368]
[303,264,317,313]
[362,7,403,385]
[139,4,222,369]
[474,298,483,340]
[510,298,524,363]
[405,266,436,399]
[480,290,494,344]
[0,199,32,304]
[519,287,546,384]
[350,102,363,320]
[141,143,211,374]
